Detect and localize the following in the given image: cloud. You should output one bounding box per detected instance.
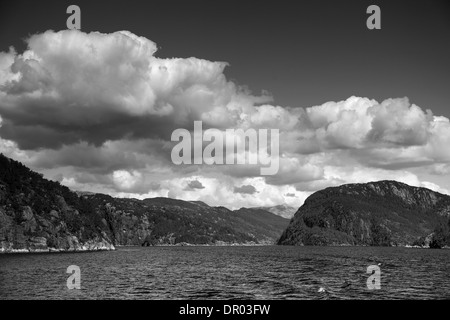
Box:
[1,30,450,209]
[264,156,323,185]
[161,176,307,209]
[186,179,205,190]
[30,141,148,173]
[301,96,436,151]
[112,170,142,191]
[233,184,258,195]
[429,164,450,175]
[0,29,271,150]
[285,193,296,197]
[366,97,432,146]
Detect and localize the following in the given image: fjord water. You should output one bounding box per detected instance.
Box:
[1,246,449,300]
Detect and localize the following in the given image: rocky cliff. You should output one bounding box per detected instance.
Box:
[278,181,450,247]
[78,195,289,247]
[0,154,116,253]
[0,154,289,253]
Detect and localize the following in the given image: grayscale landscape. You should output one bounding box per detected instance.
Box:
[1,0,450,301]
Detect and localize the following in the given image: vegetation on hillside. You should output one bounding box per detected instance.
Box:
[278,181,450,247]
[430,219,450,248]
[0,154,289,251]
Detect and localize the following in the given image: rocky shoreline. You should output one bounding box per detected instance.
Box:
[0,246,115,254]
[0,240,275,253]
[3,241,449,253]
[0,236,115,254]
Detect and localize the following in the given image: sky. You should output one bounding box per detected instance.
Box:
[0,0,449,209]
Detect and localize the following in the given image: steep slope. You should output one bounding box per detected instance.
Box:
[230,208,290,242]
[278,181,450,247]
[82,195,289,246]
[0,154,115,252]
[252,205,297,219]
[0,154,288,252]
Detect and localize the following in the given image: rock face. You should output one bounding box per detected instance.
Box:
[0,154,289,253]
[278,181,450,247]
[0,154,116,253]
[83,196,290,246]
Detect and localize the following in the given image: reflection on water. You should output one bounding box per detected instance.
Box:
[1,246,449,300]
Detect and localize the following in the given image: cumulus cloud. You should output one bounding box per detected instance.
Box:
[0,29,270,150]
[264,156,324,185]
[162,176,307,209]
[112,170,143,191]
[367,97,432,146]
[300,96,436,151]
[1,29,450,209]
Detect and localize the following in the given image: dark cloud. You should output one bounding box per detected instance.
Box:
[284,193,295,197]
[186,179,205,190]
[233,185,257,195]
[30,142,147,173]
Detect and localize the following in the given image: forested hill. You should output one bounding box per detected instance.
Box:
[0,154,289,253]
[0,154,115,252]
[278,180,450,248]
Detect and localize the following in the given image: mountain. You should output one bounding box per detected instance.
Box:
[278,180,450,248]
[0,154,115,253]
[231,208,292,241]
[252,204,297,219]
[0,154,289,253]
[82,194,289,247]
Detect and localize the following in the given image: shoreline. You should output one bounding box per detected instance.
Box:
[0,246,116,254]
[2,243,449,254]
[0,243,116,254]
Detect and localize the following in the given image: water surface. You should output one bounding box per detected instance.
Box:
[1,246,449,299]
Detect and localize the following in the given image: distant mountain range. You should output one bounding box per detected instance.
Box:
[252,204,296,219]
[0,154,289,253]
[1,154,449,253]
[278,180,450,248]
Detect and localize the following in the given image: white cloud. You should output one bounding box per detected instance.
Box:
[0,29,271,149]
[1,30,450,209]
[112,170,143,191]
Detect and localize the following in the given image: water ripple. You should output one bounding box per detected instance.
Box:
[1,246,449,299]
